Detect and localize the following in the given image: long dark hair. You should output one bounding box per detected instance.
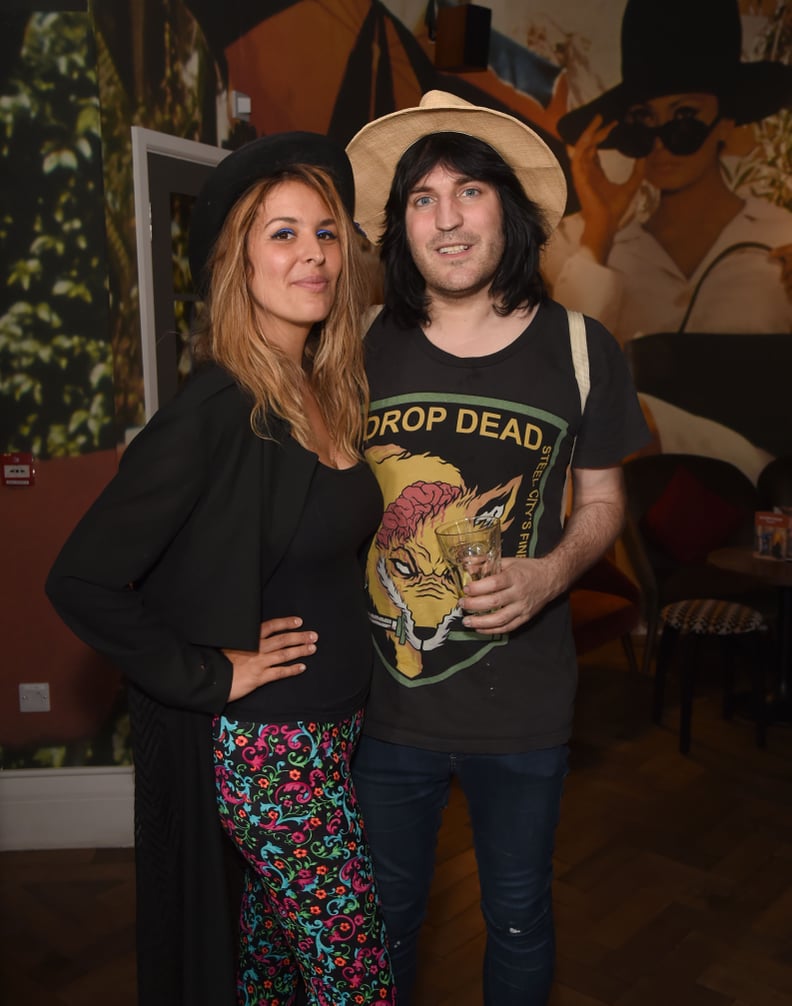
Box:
[380,132,550,328]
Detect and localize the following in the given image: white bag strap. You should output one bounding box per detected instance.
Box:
[567,309,589,414]
[362,303,384,335]
[563,309,589,524]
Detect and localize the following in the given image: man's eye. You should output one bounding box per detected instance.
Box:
[413,195,433,208]
[460,186,480,198]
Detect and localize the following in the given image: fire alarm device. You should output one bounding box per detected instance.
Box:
[1,451,36,487]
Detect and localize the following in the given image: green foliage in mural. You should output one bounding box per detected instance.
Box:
[0,707,132,770]
[92,0,221,430]
[0,12,115,458]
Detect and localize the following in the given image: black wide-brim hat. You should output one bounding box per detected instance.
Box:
[557,0,792,147]
[188,131,356,292]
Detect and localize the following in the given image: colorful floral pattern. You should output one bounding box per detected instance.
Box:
[213,712,396,1005]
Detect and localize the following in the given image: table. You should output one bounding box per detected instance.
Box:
[708,546,792,723]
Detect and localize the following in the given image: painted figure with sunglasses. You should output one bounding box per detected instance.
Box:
[544,0,792,350]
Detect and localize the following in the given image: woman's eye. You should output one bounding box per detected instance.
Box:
[673,106,702,121]
[626,107,653,126]
[317,228,337,241]
[272,228,295,240]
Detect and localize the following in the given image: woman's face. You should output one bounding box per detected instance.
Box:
[623,92,734,192]
[246,179,342,347]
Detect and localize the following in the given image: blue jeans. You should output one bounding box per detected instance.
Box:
[352,736,568,1006]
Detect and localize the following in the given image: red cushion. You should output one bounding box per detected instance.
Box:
[641,466,746,564]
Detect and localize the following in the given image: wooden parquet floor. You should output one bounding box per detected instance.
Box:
[3,640,792,1005]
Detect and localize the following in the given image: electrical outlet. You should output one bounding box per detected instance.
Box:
[19,682,50,713]
[231,90,252,119]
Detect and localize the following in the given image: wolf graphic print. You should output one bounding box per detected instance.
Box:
[365,389,571,688]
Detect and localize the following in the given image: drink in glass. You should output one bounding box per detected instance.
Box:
[436,516,502,598]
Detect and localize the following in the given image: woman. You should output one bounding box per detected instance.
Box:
[543,0,792,481]
[545,0,792,344]
[46,133,395,1006]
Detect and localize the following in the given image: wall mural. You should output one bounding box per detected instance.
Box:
[2,0,790,768]
[0,11,113,461]
[543,0,792,484]
[185,0,792,480]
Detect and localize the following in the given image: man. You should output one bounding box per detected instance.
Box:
[345,91,649,1004]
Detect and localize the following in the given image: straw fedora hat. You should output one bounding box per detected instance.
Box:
[346,90,567,244]
[557,0,792,147]
[188,131,355,292]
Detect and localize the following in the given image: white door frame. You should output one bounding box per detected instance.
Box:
[130,127,228,419]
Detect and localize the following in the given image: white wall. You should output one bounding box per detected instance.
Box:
[0,766,134,850]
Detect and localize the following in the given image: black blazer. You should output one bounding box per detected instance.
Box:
[46,364,319,1006]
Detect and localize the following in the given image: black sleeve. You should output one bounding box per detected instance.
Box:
[573,317,651,468]
[45,398,233,713]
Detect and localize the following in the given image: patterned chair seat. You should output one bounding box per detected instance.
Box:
[654,599,768,753]
[660,599,764,636]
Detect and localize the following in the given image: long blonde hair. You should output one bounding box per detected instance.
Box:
[193,165,369,457]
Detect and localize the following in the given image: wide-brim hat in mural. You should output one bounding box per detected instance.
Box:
[346,90,568,244]
[188,131,355,291]
[557,0,792,147]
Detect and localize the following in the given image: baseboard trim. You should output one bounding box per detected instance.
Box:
[0,766,134,850]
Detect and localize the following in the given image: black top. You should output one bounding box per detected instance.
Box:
[228,445,382,722]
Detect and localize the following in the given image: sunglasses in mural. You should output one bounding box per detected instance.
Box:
[605,114,721,159]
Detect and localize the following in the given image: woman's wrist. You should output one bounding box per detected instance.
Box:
[580,218,614,264]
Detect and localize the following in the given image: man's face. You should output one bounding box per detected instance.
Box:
[404,163,505,303]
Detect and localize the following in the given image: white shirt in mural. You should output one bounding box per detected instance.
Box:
[545,196,792,345]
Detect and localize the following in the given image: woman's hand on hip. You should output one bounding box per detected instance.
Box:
[223,617,316,701]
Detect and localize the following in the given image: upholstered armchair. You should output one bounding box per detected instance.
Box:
[621,453,773,676]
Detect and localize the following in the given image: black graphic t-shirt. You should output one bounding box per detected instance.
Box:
[363,298,649,753]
